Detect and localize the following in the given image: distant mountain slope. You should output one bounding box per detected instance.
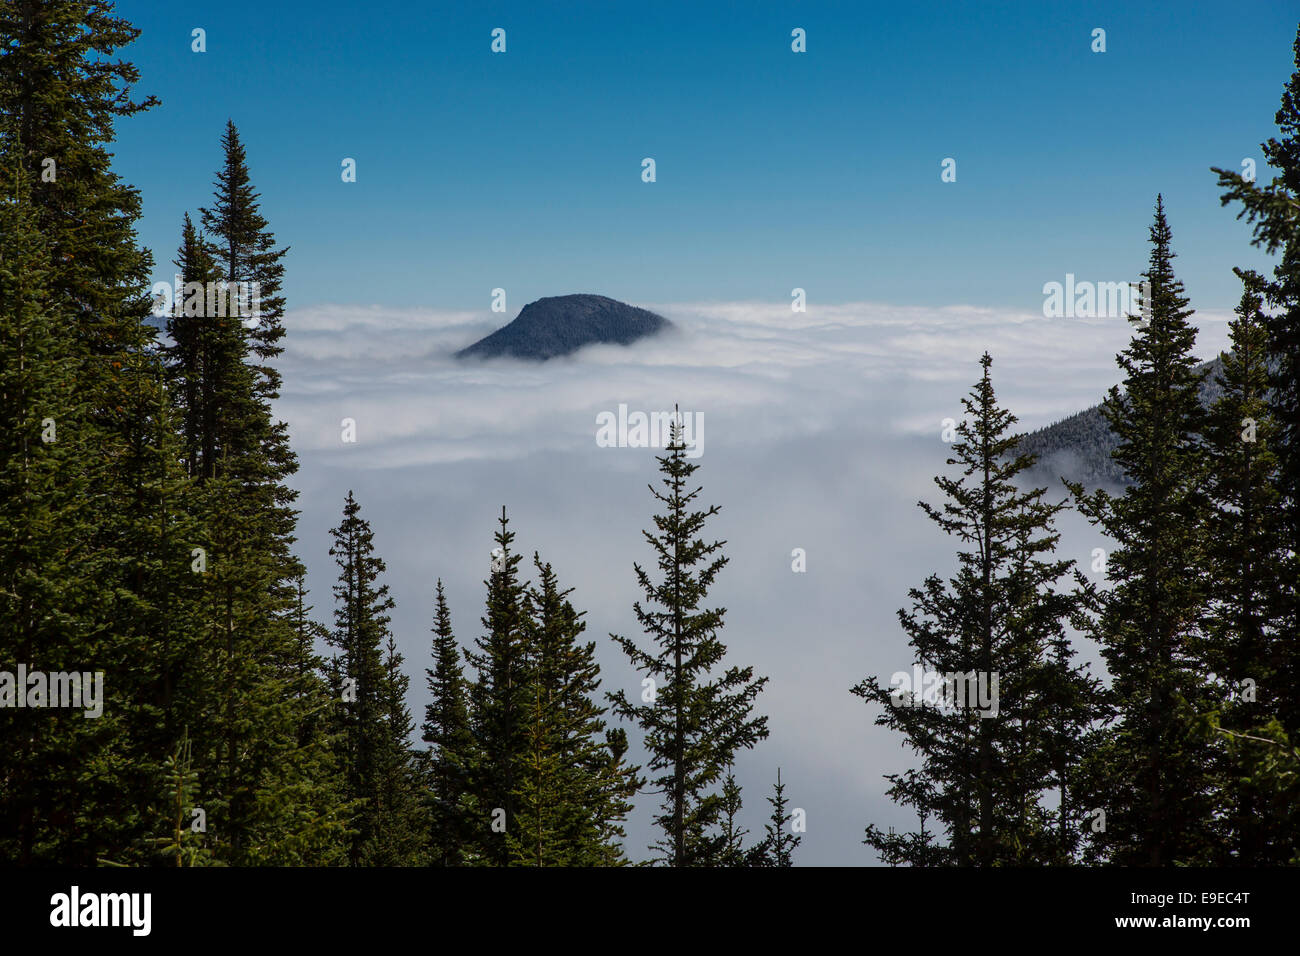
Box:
[1016,355,1229,489]
[455,293,673,361]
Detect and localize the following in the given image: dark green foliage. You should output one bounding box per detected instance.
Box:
[1214,23,1300,751]
[857,354,1100,866]
[462,508,531,864]
[146,729,216,867]
[716,769,749,866]
[608,417,769,866]
[749,768,801,867]
[326,492,424,865]
[0,156,126,864]
[509,555,640,865]
[422,581,474,865]
[369,635,427,865]
[1070,199,1218,866]
[1197,273,1288,863]
[200,120,290,411]
[159,126,344,866]
[0,1,164,864]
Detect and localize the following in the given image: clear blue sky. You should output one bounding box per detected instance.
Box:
[113,0,1295,313]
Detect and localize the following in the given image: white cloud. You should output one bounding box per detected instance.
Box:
[277,298,1230,864]
[278,299,1232,466]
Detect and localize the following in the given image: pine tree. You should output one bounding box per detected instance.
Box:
[0,0,166,865]
[717,769,749,866]
[242,573,350,867]
[1038,630,1105,864]
[609,415,769,866]
[147,729,216,867]
[856,354,1099,865]
[0,154,122,864]
[1198,271,1287,863]
[111,347,209,867]
[326,491,423,865]
[367,635,427,865]
[749,768,801,867]
[164,212,255,483]
[1213,22,1300,798]
[160,126,341,864]
[422,581,474,866]
[510,555,640,866]
[1069,198,1217,866]
[511,622,567,867]
[200,120,290,415]
[463,508,531,865]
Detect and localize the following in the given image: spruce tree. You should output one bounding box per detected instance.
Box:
[0,0,165,865]
[422,581,474,866]
[368,635,427,865]
[717,769,749,866]
[749,768,801,867]
[237,572,351,867]
[327,491,423,865]
[856,354,1099,865]
[0,155,120,864]
[161,126,341,864]
[1213,22,1300,773]
[510,555,640,866]
[463,508,531,865]
[146,729,215,867]
[1199,271,1287,863]
[1037,630,1105,864]
[200,120,290,415]
[1069,198,1217,865]
[609,416,769,866]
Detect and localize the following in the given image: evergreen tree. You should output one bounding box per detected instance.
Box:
[509,554,640,866]
[1069,198,1217,865]
[146,729,216,867]
[749,768,801,867]
[200,120,290,416]
[422,581,474,866]
[1199,271,1287,863]
[327,491,422,865]
[0,155,122,864]
[1213,22,1300,785]
[164,212,255,483]
[717,769,749,867]
[463,508,531,865]
[856,354,1099,865]
[609,415,769,866]
[1195,713,1300,866]
[511,626,567,867]
[1038,630,1105,864]
[367,635,427,865]
[111,346,208,867]
[159,126,341,864]
[242,573,350,867]
[0,0,164,865]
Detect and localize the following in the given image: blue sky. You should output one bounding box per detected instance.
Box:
[114,0,1293,314]
[97,1,1300,863]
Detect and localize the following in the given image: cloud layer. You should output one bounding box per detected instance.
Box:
[277,298,1232,864]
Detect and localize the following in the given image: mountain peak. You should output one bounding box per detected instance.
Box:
[455,293,673,361]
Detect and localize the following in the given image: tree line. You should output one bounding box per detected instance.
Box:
[855,30,1300,864]
[0,0,797,866]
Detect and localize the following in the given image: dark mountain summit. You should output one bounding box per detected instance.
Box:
[455,293,673,361]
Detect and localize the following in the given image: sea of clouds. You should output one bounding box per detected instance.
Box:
[275,299,1232,865]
